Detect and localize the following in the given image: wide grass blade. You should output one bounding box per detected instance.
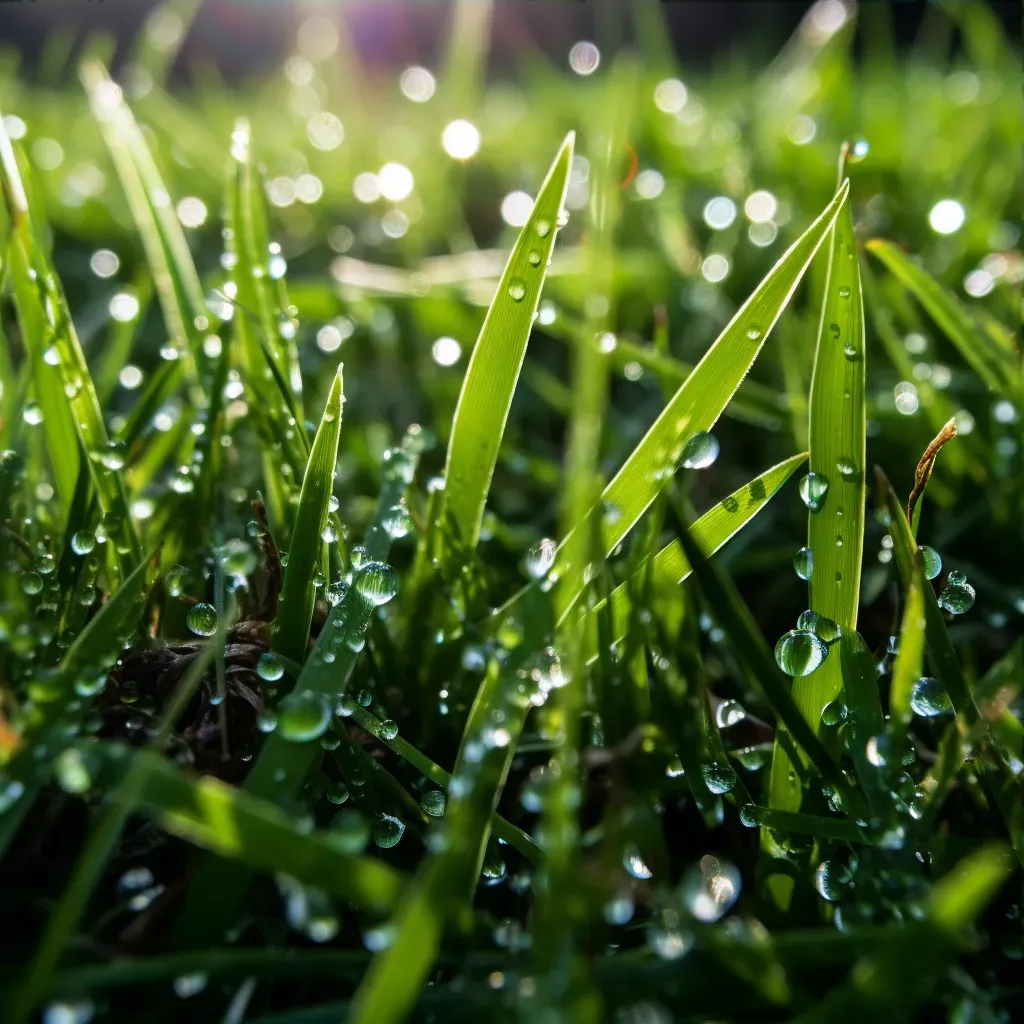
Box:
[768,173,866,826]
[553,180,850,620]
[442,133,574,550]
[272,365,344,666]
[866,238,1019,398]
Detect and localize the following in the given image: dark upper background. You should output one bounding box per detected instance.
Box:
[0,1,1019,80]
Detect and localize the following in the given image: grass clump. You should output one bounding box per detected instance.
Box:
[0,2,1021,1022]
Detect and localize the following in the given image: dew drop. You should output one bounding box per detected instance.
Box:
[527,250,541,267]
[939,573,975,614]
[838,286,851,298]
[680,430,719,470]
[382,502,412,539]
[420,789,446,816]
[836,457,857,478]
[186,602,218,636]
[700,760,738,795]
[821,699,848,727]
[843,342,859,361]
[257,652,285,681]
[525,538,557,580]
[354,561,399,606]
[535,219,551,238]
[814,860,853,901]
[745,326,762,341]
[910,676,953,717]
[507,277,527,302]
[379,719,399,741]
[373,813,406,849]
[799,472,829,512]
[774,629,828,676]
[278,690,332,743]
[793,546,814,581]
[920,545,942,580]
[256,708,278,733]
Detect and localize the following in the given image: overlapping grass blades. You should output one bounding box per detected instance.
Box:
[767,166,866,847]
[80,60,209,382]
[0,119,140,571]
[442,133,574,550]
[551,180,850,621]
[272,364,343,666]
[866,238,1019,398]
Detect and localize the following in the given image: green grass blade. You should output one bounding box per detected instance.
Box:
[80,60,209,381]
[2,555,150,772]
[866,238,1019,397]
[347,588,553,1024]
[673,519,864,817]
[273,364,344,666]
[92,745,404,912]
[553,180,850,619]
[767,180,865,824]
[582,453,807,656]
[889,551,927,730]
[442,133,574,549]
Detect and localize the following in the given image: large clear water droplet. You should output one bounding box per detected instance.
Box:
[70,530,96,556]
[382,503,412,539]
[774,629,828,676]
[799,472,829,513]
[920,545,942,580]
[911,676,953,717]
[373,813,406,848]
[278,690,331,743]
[420,789,446,816]
[820,699,848,727]
[354,561,399,606]
[507,277,527,302]
[796,608,841,643]
[680,431,719,470]
[257,652,284,681]
[793,546,814,580]
[814,860,853,902]
[186,603,218,637]
[525,538,557,580]
[939,571,975,615]
[379,719,399,741]
[700,760,737,795]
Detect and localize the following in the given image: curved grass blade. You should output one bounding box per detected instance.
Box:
[582,453,807,656]
[866,238,1019,397]
[272,365,343,666]
[443,132,574,549]
[889,551,927,730]
[768,173,865,826]
[553,180,850,620]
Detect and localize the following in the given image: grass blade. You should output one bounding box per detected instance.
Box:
[272,365,343,666]
[866,238,1019,398]
[443,133,574,550]
[553,180,850,620]
[767,170,866,827]
[889,551,927,730]
[582,453,807,656]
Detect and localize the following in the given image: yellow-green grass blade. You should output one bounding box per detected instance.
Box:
[442,132,574,550]
[767,185,865,826]
[80,60,209,381]
[0,124,141,575]
[552,180,850,621]
[226,118,307,467]
[0,120,80,509]
[579,453,807,660]
[273,364,343,666]
[866,238,1019,398]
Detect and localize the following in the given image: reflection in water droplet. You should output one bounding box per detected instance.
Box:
[774,629,828,676]
[920,545,942,580]
[278,690,332,743]
[700,761,738,794]
[910,676,953,717]
[680,431,719,470]
[799,472,829,512]
[793,546,814,581]
[373,813,406,848]
[507,277,527,302]
[186,603,218,636]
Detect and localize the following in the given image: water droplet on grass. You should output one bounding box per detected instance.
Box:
[164,565,190,597]
[821,700,848,727]
[525,538,557,579]
[680,431,719,470]
[278,690,331,742]
[420,789,446,816]
[379,719,399,740]
[373,813,406,848]
[799,472,829,511]
[20,572,43,595]
[382,502,412,538]
[354,561,399,605]
[257,709,278,733]
[793,546,814,580]
[528,250,541,267]
[507,277,526,302]
[814,860,852,901]
[775,629,828,676]
[186,603,218,636]
[838,286,851,298]
[700,761,737,794]
[327,781,350,804]
[939,572,975,614]
[257,652,284,681]
[836,457,857,478]
[746,326,762,340]
[911,677,953,717]
[920,545,942,580]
